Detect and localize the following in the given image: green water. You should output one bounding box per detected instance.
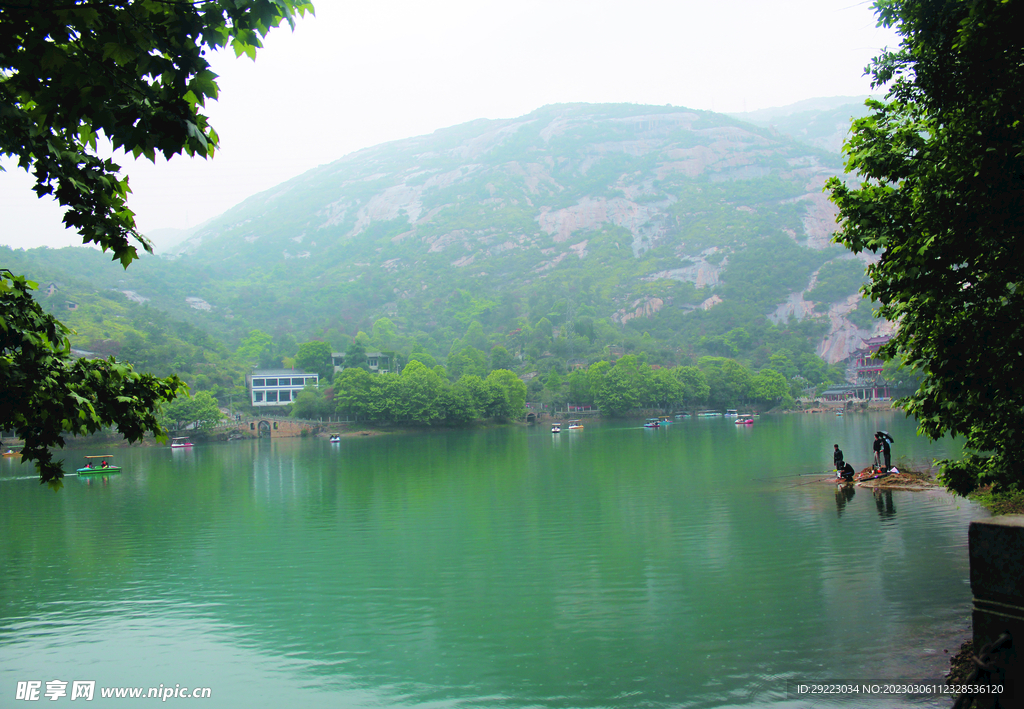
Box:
[1,412,983,707]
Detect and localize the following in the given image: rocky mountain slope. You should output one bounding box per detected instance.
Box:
[730,96,876,153]
[134,102,882,363]
[11,101,887,374]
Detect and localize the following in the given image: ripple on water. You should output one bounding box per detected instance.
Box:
[0,421,988,708]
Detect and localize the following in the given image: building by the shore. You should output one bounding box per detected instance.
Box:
[247,369,319,407]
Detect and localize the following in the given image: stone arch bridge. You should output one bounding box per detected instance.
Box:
[216,417,334,439]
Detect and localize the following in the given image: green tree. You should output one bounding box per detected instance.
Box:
[396,360,443,425]
[463,321,490,353]
[698,357,752,408]
[490,345,514,372]
[408,349,437,369]
[365,373,399,423]
[699,335,737,358]
[344,338,369,372]
[724,327,751,353]
[567,369,593,405]
[237,330,274,365]
[160,390,221,431]
[483,382,512,421]
[827,0,1024,494]
[1,272,183,486]
[586,360,612,409]
[881,354,924,391]
[595,355,650,416]
[0,2,310,484]
[750,369,789,406]
[545,369,563,392]
[768,350,799,380]
[484,369,527,421]
[447,347,488,380]
[1,0,312,264]
[333,367,373,421]
[439,382,477,425]
[291,385,331,420]
[457,374,489,416]
[798,354,829,386]
[532,317,553,346]
[673,366,710,408]
[295,340,333,380]
[649,368,684,410]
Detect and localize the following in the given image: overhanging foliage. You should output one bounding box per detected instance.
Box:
[1,271,184,487]
[0,0,313,265]
[827,0,1024,494]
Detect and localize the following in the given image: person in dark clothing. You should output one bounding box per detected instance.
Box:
[872,434,883,470]
[881,435,891,470]
[833,444,845,473]
[841,461,855,482]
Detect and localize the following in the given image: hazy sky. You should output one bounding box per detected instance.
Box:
[0,0,900,251]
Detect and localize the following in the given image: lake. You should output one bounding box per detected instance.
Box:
[1,411,984,708]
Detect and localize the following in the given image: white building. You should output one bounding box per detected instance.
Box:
[247,369,318,407]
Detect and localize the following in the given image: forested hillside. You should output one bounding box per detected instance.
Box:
[5,101,890,415]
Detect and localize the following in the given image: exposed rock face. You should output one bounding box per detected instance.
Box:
[799,191,841,249]
[193,104,844,273]
[644,251,724,288]
[612,297,664,324]
[164,102,871,356]
[121,290,149,304]
[348,166,478,235]
[700,294,723,311]
[817,295,895,364]
[537,197,668,256]
[770,254,892,364]
[768,292,816,324]
[185,297,212,311]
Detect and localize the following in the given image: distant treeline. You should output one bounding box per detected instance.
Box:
[289,353,804,425]
[294,363,526,425]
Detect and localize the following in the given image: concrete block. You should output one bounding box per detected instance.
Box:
[969,515,1024,708]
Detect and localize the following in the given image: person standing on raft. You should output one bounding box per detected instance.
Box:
[872,433,883,471]
[881,434,892,470]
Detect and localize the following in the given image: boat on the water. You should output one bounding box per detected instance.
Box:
[567,420,583,430]
[76,455,121,474]
[734,418,754,425]
[170,437,193,448]
[551,423,562,433]
[644,418,661,428]
[329,435,342,443]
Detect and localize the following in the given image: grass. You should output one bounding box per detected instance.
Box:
[967,488,1024,516]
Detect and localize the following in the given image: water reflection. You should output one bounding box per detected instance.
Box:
[0,414,982,708]
[874,488,897,518]
[835,483,856,516]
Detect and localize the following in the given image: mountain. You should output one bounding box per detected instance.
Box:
[145,225,202,254]
[12,102,889,380]
[729,96,878,153]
